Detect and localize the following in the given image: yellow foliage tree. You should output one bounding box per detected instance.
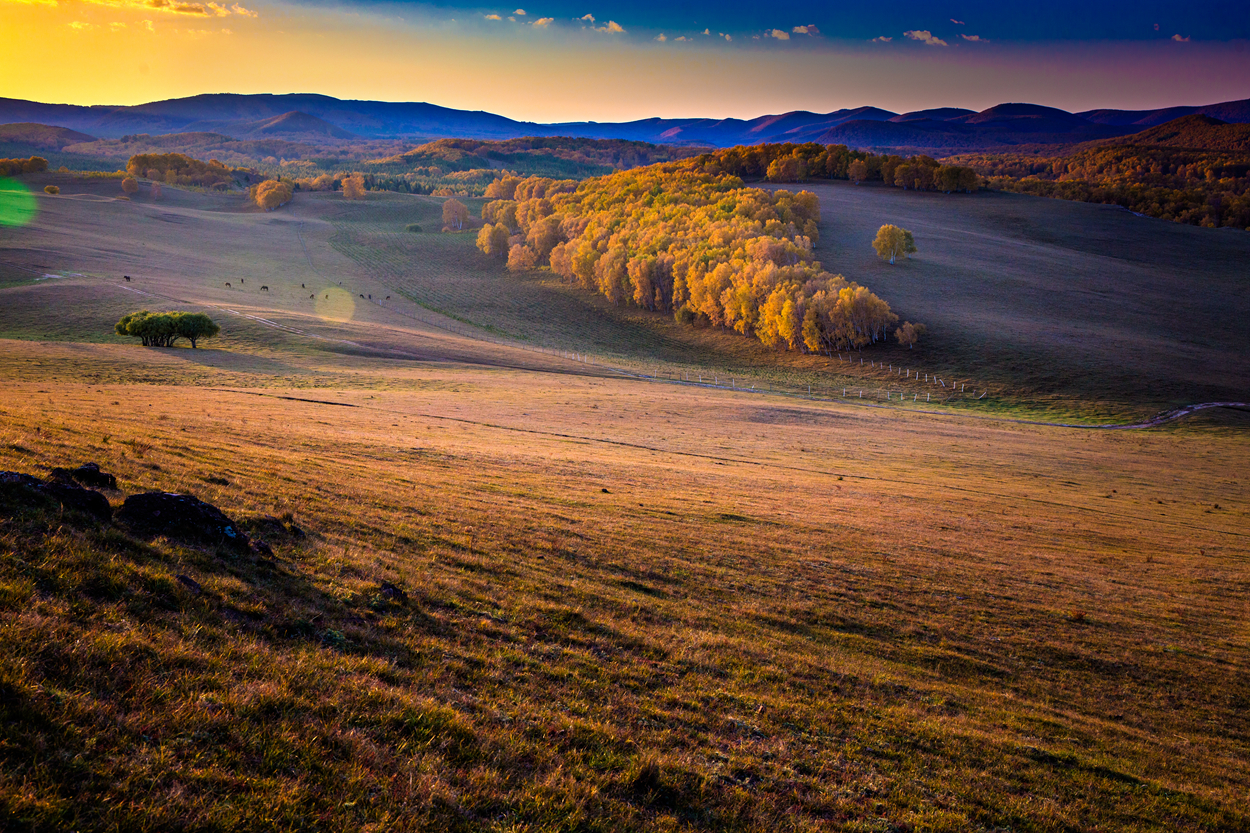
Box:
[476,223,511,258]
[342,173,366,200]
[506,244,537,272]
[251,180,294,211]
[121,177,139,195]
[872,224,917,265]
[442,198,469,231]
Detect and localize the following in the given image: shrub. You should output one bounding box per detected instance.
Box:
[44,185,59,195]
[115,310,220,348]
[121,177,139,195]
[405,223,422,233]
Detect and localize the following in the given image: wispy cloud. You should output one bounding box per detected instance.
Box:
[81,0,256,17]
[595,20,624,33]
[871,35,892,43]
[513,8,525,15]
[68,20,94,29]
[792,24,820,36]
[579,13,594,22]
[950,18,965,25]
[768,28,789,40]
[960,34,984,42]
[484,13,501,20]
[654,32,666,41]
[1172,33,1189,42]
[904,29,947,46]
[532,16,552,27]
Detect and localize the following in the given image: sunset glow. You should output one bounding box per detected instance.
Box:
[4,0,1248,120]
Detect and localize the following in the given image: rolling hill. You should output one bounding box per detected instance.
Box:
[4,93,1249,151]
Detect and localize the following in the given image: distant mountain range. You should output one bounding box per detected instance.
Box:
[2,93,1249,153]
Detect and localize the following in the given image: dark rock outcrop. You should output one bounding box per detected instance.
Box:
[117,492,249,548]
[1,470,112,521]
[50,462,118,490]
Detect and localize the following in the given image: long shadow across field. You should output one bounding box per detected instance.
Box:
[800,181,1250,408]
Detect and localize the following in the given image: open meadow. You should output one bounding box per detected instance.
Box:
[1,174,1248,831]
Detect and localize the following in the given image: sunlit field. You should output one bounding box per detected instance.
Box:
[1,175,1247,832]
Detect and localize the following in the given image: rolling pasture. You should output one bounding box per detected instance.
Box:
[0,173,1247,831]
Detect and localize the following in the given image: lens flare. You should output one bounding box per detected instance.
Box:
[0,177,37,228]
[314,286,356,322]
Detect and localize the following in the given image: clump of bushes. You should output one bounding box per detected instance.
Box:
[405,223,422,233]
[115,310,220,348]
[0,157,48,176]
[44,185,59,195]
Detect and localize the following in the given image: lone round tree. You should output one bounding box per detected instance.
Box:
[873,224,917,265]
[116,310,220,348]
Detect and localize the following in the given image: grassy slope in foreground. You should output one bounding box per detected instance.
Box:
[0,338,1247,832]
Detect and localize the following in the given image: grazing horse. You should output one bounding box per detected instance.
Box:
[225,282,231,288]
[385,296,390,300]
[260,285,269,292]
[310,294,315,299]
[239,278,244,284]
[301,283,306,288]
[124,276,131,282]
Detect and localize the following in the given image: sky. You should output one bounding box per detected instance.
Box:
[3,0,1249,122]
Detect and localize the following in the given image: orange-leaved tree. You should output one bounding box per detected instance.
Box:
[251,180,293,211]
[442,198,469,231]
[342,173,366,200]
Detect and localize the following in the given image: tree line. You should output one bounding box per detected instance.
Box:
[694,143,980,192]
[126,153,236,189]
[474,166,922,353]
[115,311,220,348]
[950,144,1250,229]
[0,157,49,176]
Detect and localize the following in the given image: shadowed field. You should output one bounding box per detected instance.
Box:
[0,175,1247,831]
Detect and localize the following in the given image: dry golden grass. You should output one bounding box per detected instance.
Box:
[1,334,1247,832]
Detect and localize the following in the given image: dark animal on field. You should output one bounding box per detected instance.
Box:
[124,276,131,282]
[359,294,364,299]
[325,295,329,299]
[225,282,231,288]
[310,294,315,299]
[385,296,390,300]
[368,294,372,300]
[239,279,244,284]
[301,283,305,288]
[261,286,269,292]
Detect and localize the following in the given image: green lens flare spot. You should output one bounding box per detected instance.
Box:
[0,177,37,228]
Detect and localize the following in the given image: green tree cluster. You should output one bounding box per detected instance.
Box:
[115,310,220,348]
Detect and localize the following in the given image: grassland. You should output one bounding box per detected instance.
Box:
[1,172,1248,831]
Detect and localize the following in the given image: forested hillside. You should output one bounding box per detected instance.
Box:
[475,165,913,354]
[948,115,1250,229]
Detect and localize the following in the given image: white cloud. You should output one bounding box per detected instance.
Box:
[68,20,94,29]
[675,35,688,41]
[484,13,501,19]
[960,34,984,42]
[904,29,947,46]
[702,28,709,35]
[792,24,820,36]
[579,13,594,22]
[532,16,552,26]
[513,8,525,14]
[1172,33,1189,41]
[871,35,892,43]
[722,32,731,41]
[596,19,624,33]
[768,28,789,40]
[950,18,965,25]
[230,2,254,16]
[655,32,666,41]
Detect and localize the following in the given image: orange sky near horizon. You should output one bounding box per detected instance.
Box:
[3,0,1248,121]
